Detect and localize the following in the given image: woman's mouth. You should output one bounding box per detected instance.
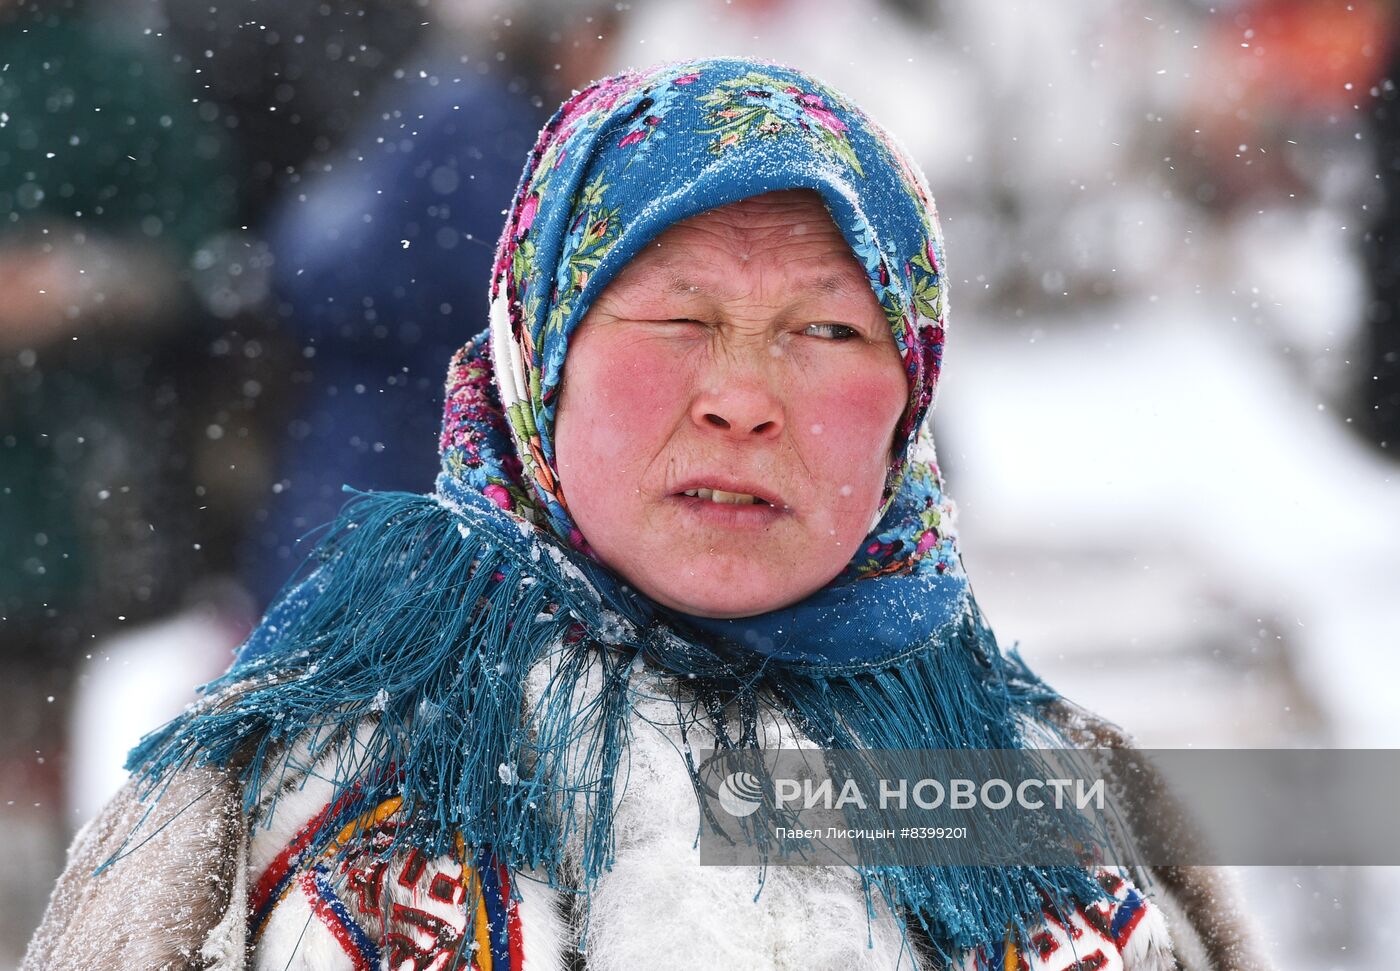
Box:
[679,487,770,506]
[670,483,788,529]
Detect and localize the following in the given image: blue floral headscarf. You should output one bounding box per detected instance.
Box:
[453,61,950,566]
[127,57,1111,964]
[441,57,968,664]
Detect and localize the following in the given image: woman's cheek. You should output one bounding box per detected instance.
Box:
[785,354,903,557]
[573,331,689,462]
[800,357,905,501]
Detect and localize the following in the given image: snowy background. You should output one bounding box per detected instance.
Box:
[2,0,1397,966]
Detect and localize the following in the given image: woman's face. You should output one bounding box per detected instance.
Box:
[554,190,908,618]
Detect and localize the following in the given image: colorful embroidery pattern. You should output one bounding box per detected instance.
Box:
[251,794,523,971]
[964,870,1157,971]
[444,57,959,582]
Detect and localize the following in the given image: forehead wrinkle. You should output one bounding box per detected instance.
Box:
[616,258,870,305]
[607,253,743,302]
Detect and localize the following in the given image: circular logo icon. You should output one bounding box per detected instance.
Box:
[717,771,764,817]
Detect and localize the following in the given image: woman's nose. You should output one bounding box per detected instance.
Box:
[689,362,785,440]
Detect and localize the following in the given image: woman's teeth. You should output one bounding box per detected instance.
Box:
[682,488,763,505]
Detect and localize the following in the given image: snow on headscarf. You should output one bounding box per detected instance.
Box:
[126,57,1115,964]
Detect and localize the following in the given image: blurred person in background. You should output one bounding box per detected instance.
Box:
[0,0,237,953]
[1172,0,1394,402]
[36,0,441,869]
[145,0,440,585]
[1,3,443,961]
[1361,17,1400,453]
[1180,0,1392,211]
[245,0,625,604]
[160,0,433,230]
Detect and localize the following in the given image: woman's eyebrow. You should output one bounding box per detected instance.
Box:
[661,273,708,295]
[603,264,701,297]
[607,270,725,299]
[806,272,870,297]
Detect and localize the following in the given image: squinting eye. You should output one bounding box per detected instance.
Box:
[804,322,859,340]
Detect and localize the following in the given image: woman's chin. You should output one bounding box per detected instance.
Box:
[637,568,822,620]
[588,524,851,619]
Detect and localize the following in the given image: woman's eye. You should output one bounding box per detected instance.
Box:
[804,322,859,340]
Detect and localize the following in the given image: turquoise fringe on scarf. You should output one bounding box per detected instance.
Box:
[126,487,1110,963]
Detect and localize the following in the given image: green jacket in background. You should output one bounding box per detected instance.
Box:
[0,9,237,632]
